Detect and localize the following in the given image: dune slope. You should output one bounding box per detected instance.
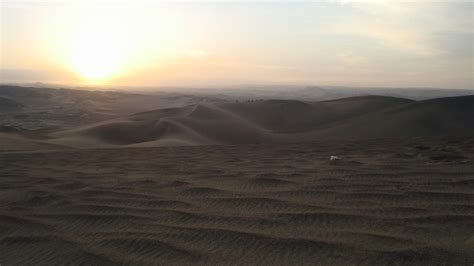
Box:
[309,95,474,139]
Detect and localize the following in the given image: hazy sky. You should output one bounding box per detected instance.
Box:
[1,0,473,88]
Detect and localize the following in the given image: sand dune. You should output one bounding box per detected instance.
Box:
[31,95,474,148]
[308,96,474,139]
[48,103,270,147]
[1,139,473,265]
[0,85,226,131]
[0,133,68,152]
[222,96,414,132]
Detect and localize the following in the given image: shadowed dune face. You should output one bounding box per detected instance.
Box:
[0,139,473,265]
[309,96,474,140]
[27,95,473,149]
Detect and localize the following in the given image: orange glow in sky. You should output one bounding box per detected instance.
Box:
[1,1,473,88]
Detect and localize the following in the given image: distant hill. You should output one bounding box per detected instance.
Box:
[170,85,474,101]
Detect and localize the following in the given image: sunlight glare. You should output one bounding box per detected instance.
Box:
[68,9,131,84]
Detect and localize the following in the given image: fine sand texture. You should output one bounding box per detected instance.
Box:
[1,138,473,265]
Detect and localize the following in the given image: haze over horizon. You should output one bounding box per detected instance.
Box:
[1,0,473,89]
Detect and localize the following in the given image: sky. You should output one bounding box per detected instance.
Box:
[0,0,473,89]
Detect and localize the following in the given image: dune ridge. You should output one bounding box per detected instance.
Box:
[30,95,473,148]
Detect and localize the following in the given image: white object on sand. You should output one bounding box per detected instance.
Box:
[330,155,341,161]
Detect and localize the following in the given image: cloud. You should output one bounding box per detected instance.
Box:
[331,21,441,56]
[324,0,450,57]
[336,52,367,66]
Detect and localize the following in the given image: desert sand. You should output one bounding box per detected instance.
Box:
[1,138,473,265]
[1,89,473,265]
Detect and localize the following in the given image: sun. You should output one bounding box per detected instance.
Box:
[71,40,123,84]
[71,26,126,84]
[68,10,131,84]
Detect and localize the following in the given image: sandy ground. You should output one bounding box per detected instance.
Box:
[1,138,473,265]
